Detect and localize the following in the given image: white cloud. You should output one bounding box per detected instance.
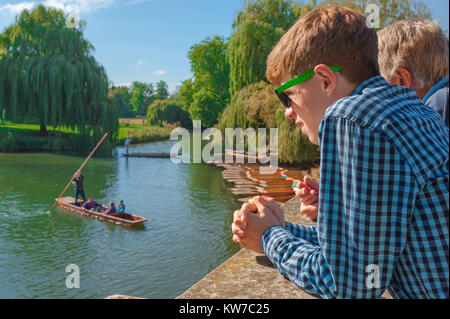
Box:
[153,70,166,75]
[0,0,152,16]
[0,2,35,14]
[43,0,115,13]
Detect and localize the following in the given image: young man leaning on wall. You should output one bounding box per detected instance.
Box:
[231,6,449,299]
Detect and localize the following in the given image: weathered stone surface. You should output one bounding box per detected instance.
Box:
[177,197,392,299]
[177,198,317,299]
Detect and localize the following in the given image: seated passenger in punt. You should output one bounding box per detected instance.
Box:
[81,197,103,212]
[104,202,117,215]
[118,200,126,213]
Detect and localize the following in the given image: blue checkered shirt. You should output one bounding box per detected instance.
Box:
[261,76,449,299]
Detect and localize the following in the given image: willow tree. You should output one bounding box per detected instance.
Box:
[227,0,304,96]
[0,4,118,145]
[218,81,320,165]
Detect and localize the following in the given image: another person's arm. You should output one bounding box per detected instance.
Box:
[294,176,319,219]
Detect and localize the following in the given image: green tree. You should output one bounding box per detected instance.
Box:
[0,4,118,142]
[186,36,230,126]
[227,0,304,96]
[155,80,169,101]
[111,86,134,118]
[178,78,195,112]
[129,81,154,116]
[146,99,191,128]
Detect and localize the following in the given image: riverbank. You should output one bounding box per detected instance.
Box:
[117,121,171,145]
[0,120,171,152]
[0,122,81,152]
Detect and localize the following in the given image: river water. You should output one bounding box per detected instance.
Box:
[0,140,242,298]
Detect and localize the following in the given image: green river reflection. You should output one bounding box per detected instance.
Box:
[0,140,241,298]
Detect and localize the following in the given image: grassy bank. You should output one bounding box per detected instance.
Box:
[0,120,172,152]
[0,122,81,152]
[117,119,172,145]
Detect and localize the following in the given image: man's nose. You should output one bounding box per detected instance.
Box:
[285,107,296,119]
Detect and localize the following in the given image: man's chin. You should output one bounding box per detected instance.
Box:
[301,127,319,145]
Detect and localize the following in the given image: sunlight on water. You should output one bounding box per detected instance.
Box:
[0,141,241,298]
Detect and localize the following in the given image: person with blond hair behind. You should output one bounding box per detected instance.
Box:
[231,6,448,299]
[378,18,449,127]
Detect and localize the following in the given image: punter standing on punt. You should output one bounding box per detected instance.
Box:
[72,171,86,206]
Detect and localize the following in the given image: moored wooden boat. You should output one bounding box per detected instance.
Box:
[124,153,171,158]
[55,197,148,227]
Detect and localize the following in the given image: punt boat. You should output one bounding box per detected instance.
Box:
[55,197,148,227]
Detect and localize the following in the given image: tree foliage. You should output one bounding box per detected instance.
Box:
[128,81,155,116]
[146,98,191,128]
[111,86,134,118]
[227,0,304,96]
[178,78,195,112]
[155,80,169,101]
[183,36,230,126]
[0,4,118,144]
[218,81,320,165]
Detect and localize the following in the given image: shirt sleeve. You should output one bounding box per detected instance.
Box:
[261,117,417,298]
[285,222,319,246]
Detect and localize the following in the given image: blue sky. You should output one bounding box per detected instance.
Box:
[0,0,449,93]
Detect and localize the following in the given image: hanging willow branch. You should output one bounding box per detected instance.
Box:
[0,4,118,146]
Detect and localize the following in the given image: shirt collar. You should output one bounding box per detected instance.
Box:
[350,76,388,96]
[422,75,449,104]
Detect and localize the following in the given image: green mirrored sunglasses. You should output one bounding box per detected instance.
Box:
[275,65,342,108]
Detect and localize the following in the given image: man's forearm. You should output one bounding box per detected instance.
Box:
[260,225,336,299]
[285,222,319,245]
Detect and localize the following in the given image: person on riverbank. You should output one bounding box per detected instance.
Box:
[81,197,103,212]
[72,172,86,206]
[231,6,449,298]
[378,18,449,127]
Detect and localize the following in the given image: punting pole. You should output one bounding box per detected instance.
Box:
[48,132,108,211]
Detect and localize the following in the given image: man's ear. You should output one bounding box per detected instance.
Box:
[394,67,414,88]
[314,64,337,93]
